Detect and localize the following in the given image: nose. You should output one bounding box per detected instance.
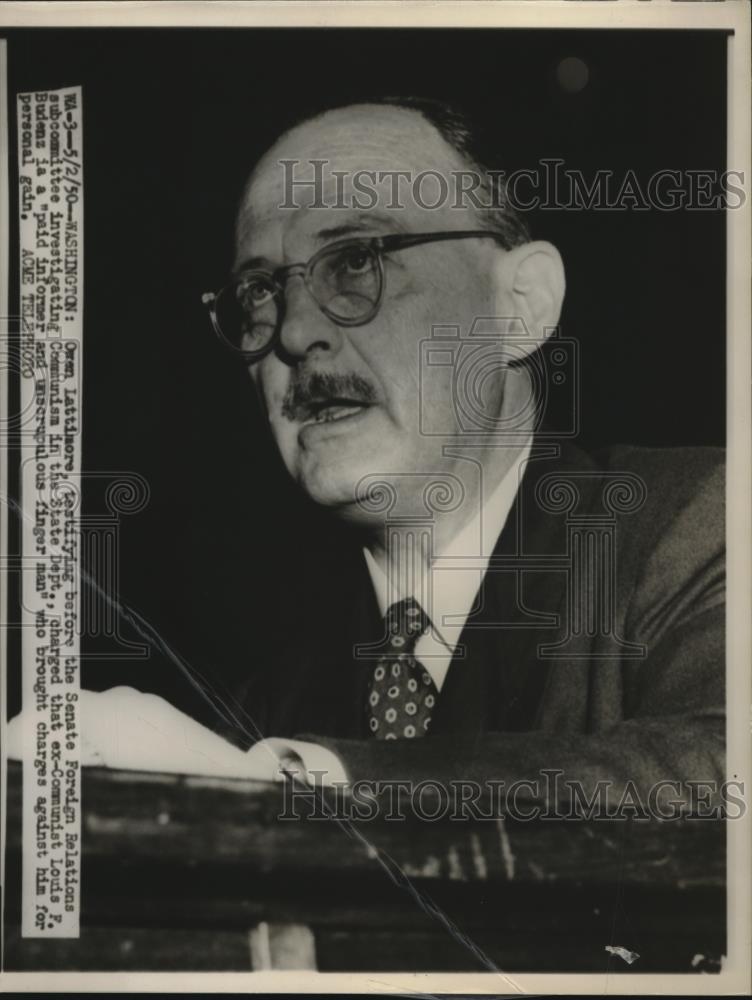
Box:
[277,274,345,361]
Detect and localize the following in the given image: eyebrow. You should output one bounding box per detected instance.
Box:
[233,213,405,275]
[233,254,273,275]
[312,213,405,242]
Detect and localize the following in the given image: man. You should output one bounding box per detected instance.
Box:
[200,98,725,804]
[10,98,723,805]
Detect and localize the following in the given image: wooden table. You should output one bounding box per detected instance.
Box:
[3,762,726,972]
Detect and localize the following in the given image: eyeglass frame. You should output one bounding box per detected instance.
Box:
[201,228,512,362]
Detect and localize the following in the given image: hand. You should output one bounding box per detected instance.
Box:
[8,687,265,779]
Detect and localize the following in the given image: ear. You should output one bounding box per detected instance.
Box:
[498,240,566,354]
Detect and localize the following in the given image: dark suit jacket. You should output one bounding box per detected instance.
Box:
[233,439,725,804]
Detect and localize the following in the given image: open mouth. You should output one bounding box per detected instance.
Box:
[303,398,371,425]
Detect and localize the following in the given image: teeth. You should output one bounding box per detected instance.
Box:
[313,404,364,424]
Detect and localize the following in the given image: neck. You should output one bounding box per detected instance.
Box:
[365,436,527,580]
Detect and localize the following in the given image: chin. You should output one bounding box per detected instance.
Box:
[296,452,397,521]
[295,461,361,511]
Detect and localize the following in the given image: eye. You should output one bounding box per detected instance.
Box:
[238,275,276,310]
[345,248,371,272]
[338,246,374,275]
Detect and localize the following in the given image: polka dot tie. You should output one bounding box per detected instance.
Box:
[365,597,439,740]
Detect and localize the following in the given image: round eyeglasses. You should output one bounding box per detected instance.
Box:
[202,229,510,363]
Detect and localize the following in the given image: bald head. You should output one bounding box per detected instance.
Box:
[237,100,529,250]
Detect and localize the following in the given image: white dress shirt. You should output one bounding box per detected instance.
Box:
[363,438,532,691]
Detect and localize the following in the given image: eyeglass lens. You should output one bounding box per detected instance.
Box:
[217,242,382,353]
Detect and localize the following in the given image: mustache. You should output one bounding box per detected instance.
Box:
[281,371,377,422]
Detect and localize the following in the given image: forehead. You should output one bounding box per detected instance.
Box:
[236,105,473,253]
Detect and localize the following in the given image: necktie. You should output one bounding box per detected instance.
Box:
[365,597,440,739]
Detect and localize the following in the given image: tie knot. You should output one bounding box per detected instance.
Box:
[384,598,430,650]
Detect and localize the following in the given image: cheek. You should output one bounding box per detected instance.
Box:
[383,272,470,394]
[354,293,447,435]
[252,358,290,416]
[367,322,423,421]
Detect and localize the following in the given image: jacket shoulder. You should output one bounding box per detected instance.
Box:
[594,445,725,640]
[595,443,723,530]
[596,442,723,491]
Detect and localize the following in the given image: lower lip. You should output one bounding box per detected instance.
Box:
[299,406,372,446]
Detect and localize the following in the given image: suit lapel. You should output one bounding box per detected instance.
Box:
[431,438,601,735]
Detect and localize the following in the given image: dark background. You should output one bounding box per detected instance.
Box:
[5,28,727,720]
